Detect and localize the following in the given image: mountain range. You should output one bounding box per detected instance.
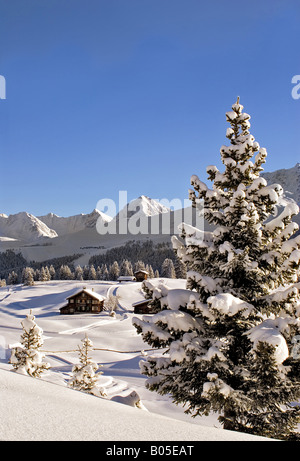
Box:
[0,195,181,264]
[0,164,299,265]
[0,196,168,243]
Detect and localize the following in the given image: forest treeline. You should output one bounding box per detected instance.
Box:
[0,240,187,286]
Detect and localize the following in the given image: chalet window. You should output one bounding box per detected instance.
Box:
[69,299,74,303]
[92,300,98,304]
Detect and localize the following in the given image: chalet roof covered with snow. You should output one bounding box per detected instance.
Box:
[117,276,136,281]
[66,287,106,301]
[132,299,149,307]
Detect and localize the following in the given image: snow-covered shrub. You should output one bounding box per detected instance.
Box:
[68,335,105,396]
[111,390,147,410]
[9,310,50,377]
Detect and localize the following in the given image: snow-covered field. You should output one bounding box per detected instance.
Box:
[0,280,271,441]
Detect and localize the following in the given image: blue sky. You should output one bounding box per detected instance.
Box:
[0,0,299,217]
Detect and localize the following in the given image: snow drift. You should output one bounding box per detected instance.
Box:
[0,367,270,441]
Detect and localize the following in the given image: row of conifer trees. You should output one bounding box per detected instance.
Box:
[3,257,186,286]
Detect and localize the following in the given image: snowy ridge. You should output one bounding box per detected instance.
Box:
[0,196,169,244]
[38,209,112,236]
[0,212,58,241]
[261,163,300,234]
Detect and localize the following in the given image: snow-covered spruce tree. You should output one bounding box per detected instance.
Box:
[109,261,120,281]
[22,267,35,286]
[161,258,176,279]
[8,270,19,285]
[10,310,50,377]
[49,264,56,280]
[174,257,187,279]
[59,264,73,280]
[147,264,155,278]
[120,259,134,276]
[68,334,105,396]
[88,264,97,280]
[75,265,84,280]
[133,99,300,440]
[101,264,110,281]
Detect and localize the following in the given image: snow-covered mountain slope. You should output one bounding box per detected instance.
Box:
[0,367,270,441]
[262,163,300,232]
[262,163,300,206]
[0,196,169,245]
[0,212,57,242]
[38,209,112,236]
[0,280,271,441]
[0,197,183,264]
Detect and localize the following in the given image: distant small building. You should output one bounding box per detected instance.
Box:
[60,287,105,315]
[132,299,156,314]
[134,270,149,282]
[117,276,136,283]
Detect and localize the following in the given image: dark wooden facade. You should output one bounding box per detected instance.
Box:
[132,299,155,314]
[60,288,105,315]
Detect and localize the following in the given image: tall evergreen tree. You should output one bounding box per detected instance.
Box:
[74,265,84,281]
[120,259,134,276]
[22,267,35,286]
[88,264,97,280]
[59,265,73,280]
[134,260,146,272]
[49,265,56,280]
[109,261,120,281]
[8,270,19,285]
[39,267,48,282]
[82,265,90,280]
[101,264,109,281]
[96,266,102,280]
[133,99,300,440]
[174,257,187,279]
[147,264,155,278]
[44,266,51,281]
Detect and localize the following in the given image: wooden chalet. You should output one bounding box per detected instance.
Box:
[134,270,148,282]
[60,287,105,315]
[132,299,156,314]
